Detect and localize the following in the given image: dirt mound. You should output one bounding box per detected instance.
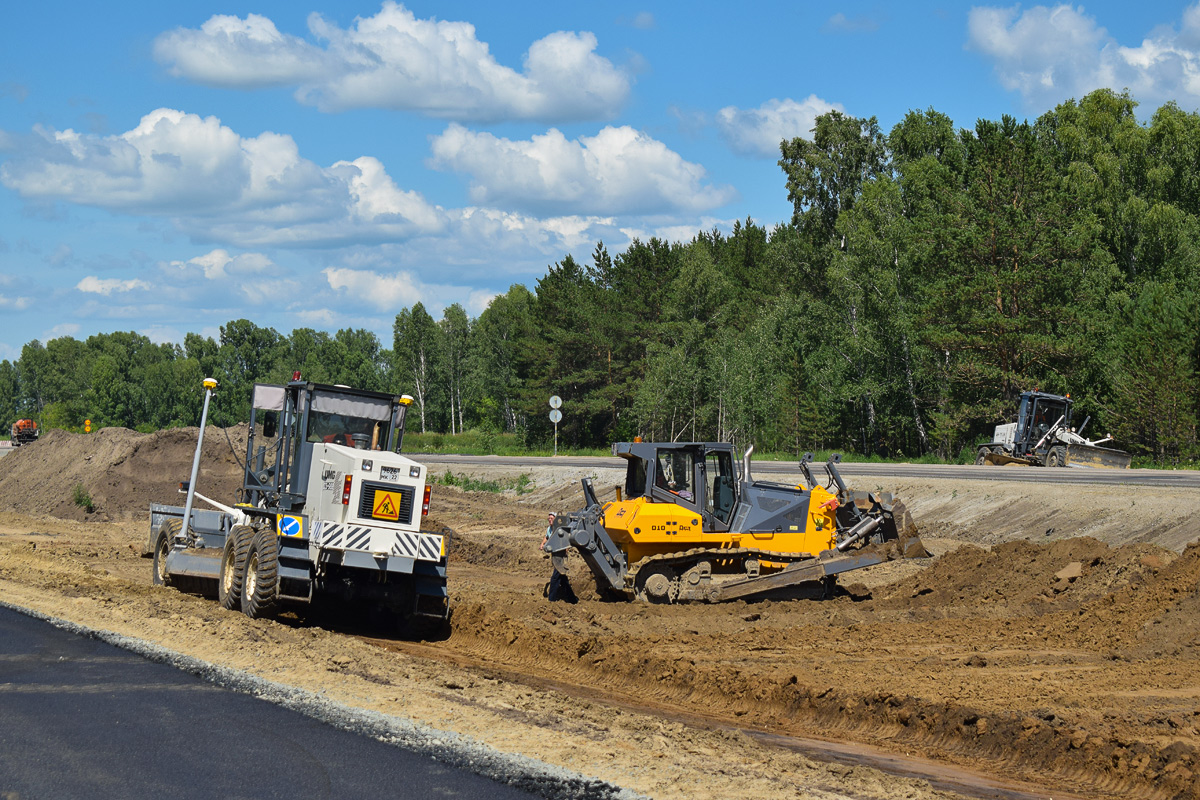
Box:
[0,426,247,523]
[1048,540,1200,657]
[877,537,1171,611]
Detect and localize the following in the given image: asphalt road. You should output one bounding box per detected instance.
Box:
[0,605,570,800]
[417,453,1200,488]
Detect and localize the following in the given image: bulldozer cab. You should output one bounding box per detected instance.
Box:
[617,442,738,530]
[1014,392,1071,452]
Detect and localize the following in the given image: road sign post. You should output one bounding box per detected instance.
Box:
[549,396,562,456]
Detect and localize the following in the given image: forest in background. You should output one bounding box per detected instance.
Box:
[2,90,1198,465]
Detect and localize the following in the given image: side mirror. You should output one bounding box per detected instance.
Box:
[262,411,278,439]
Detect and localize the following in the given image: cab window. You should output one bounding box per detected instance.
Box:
[656,449,695,502]
[705,451,735,524]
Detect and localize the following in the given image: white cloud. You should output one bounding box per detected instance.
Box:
[715,96,844,158]
[0,294,33,310]
[164,249,277,280]
[620,12,656,31]
[322,266,504,317]
[823,13,881,34]
[324,266,425,310]
[75,276,151,295]
[968,4,1200,110]
[140,325,183,345]
[0,108,446,247]
[153,14,328,88]
[296,308,339,326]
[45,323,80,339]
[154,2,630,122]
[429,123,736,215]
[619,216,738,246]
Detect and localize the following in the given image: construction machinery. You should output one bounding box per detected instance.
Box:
[543,441,926,603]
[10,419,38,446]
[975,391,1131,469]
[147,377,447,635]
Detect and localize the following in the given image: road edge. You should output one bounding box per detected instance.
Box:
[0,598,644,800]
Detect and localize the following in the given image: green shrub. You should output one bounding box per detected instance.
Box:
[72,483,94,513]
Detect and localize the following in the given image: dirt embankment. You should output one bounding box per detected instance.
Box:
[2,428,1200,800]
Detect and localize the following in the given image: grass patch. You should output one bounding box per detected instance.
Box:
[433,470,534,495]
[72,483,94,513]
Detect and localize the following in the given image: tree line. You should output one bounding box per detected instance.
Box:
[2,90,1197,464]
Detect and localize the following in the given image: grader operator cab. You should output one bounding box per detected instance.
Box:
[544,441,925,603]
[148,377,447,635]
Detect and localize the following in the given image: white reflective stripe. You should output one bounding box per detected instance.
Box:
[317,523,442,562]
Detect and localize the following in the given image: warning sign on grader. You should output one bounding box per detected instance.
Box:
[372,490,402,521]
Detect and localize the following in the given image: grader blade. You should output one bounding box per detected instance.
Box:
[1066,443,1132,469]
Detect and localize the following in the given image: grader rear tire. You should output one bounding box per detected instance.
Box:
[218,525,253,610]
[151,519,182,587]
[240,527,279,619]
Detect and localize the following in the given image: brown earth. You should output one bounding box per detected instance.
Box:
[3,429,1200,799]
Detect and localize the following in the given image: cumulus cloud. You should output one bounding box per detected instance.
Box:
[323,266,495,315]
[715,95,845,158]
[76,276,151,295]
[0,108,447,247]
[154,2,630,122]
[163,249,277,280]
[968,4,1200,110]
[324,267,425,310]
[153,14,329,88]
[429,123,736,215]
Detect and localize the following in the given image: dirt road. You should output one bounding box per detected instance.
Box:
[1,427,1199,799]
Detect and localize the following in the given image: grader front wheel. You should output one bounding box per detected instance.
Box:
[240,528,279,619]
[218,525,253,610]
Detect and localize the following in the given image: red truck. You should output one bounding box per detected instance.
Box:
[10,419,38,446]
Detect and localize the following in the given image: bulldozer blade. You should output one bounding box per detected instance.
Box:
[1066,443,1132,469]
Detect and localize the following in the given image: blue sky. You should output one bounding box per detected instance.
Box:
[3,1,1199,361]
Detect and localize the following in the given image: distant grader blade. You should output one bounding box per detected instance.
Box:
[1066,444,1132,469]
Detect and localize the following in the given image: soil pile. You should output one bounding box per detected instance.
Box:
[877,537,1172,611]
[0,425,248,523]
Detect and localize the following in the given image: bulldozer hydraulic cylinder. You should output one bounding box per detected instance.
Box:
[836,516,881,552]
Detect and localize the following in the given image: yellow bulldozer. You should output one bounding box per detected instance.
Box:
[544,441,926,603]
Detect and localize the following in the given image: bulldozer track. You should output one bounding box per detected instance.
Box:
[625,545,827,602]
